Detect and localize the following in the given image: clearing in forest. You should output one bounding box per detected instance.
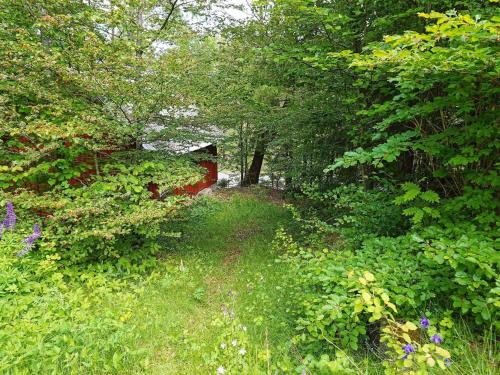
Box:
[127,188,293,374]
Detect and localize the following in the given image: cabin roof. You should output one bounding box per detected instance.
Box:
[143,140,213,154]
[142,124,222,155]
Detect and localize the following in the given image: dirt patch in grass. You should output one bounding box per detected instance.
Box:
[265,188,286,206]
[232,224,262,241]
[203,249,240,297]
[222,248,241,265]
[153,347,176,363]
[214,186,286,205]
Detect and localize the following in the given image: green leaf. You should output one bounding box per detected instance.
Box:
[420,191,440,203]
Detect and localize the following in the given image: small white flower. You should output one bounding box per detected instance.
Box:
[220,342,226,350]
[217,366,226,374]
[239,348,247,356]
[242,325,247,332]
[231,339,238,347]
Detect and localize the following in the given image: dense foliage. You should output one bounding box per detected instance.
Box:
[0,0,498,373]
[0,0,212,261]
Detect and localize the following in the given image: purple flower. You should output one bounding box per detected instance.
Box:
[431,334,443,344]
[403,343,415,355]
[16,223,41,257]
[420,316,429,329]
[401,343,415,360]
[3,201,16,229]
[33,223,41,238]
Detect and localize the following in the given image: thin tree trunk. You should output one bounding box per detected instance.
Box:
[242,131,269,186]
[239,122,245,185]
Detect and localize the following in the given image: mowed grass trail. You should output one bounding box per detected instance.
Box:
[126,188,293,374]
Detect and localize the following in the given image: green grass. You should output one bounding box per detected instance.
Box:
[116,189,497,375]
[122,188,294,374]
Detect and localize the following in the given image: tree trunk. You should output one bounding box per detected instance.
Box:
[242,132,269,186]
[239,123,245,184]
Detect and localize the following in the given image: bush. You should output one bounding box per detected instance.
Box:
[276,226,454,372]
[300,183,409,240]
[275,183,498,370]
[1,158,200,265]
[276,223,498,348]
[417,225,499,325]
[218,178,230,188]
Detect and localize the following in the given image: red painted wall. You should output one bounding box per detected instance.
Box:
[14,133,218,199]
[66,149,218,198]
[173,159,218,196]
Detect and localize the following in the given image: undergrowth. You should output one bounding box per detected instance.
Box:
[272,184,498,374]
[0,189,294,374]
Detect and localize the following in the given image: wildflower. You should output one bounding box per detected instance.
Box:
[402,343,415,359]
[16,223,41,257]
[239,348,246,356]
[216,366,225,374]
[430,334,442,344]
[444,358,452,367]
[403,344,415,354]
[220,342,226,350]
[420,316,429,329]
[242,325,247,332]
[3,201,16,229]
[231,339,237,347]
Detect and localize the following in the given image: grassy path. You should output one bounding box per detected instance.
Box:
[128,189,292,374]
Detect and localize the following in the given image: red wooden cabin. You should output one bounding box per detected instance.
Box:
[148,143,218,198]
[10,130,218,198]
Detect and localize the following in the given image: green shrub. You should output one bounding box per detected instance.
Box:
[276,222,498,351]
[276,229,455,372]
[417,225,499,325]
[275,192,498,366]
[217,178,230,188]
[300,183,409,240]
[1,158,200,265]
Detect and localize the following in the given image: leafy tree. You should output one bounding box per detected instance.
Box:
[328,10,499,226]
[0,0,223,189]
[0,0,215,261]
[202,0,493,189]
